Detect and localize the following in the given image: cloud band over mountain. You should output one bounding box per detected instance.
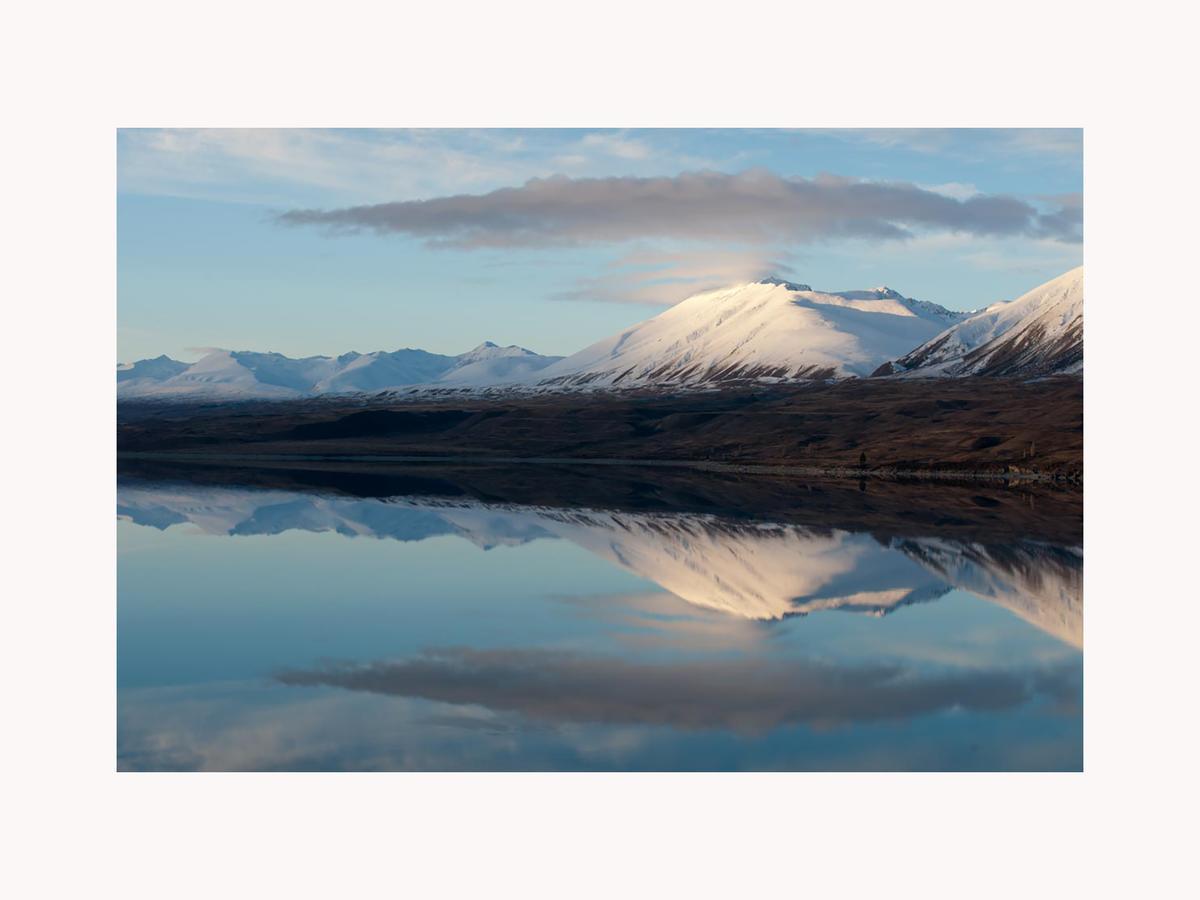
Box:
[278,170,1082,248]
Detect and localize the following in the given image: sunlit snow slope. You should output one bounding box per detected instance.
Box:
[881,267,1083,378]
[534,279,967,388]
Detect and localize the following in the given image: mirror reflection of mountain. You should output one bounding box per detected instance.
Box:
[117,478,1081,646]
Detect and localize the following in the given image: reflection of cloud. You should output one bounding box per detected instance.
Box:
[118,675,1081,771]
[277,647,1079,733]
[118,684,509,772]
[279,170,1082,248]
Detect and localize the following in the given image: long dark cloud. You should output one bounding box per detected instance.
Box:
[277,647,1079,733]
[277,170,1082,247]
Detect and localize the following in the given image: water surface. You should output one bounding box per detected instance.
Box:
[117,466,1082,771]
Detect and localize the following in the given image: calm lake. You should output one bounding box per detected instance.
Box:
[117,463,1082,771]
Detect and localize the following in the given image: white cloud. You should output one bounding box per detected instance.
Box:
[555,245,796,305]
[118,128,723,207]
[119,128,531,205]
[578,131,654,160]
[280,170,1082,247]
[921,182,981,201]
[830,128,1082,161]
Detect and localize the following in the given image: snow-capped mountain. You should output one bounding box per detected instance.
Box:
[876,266,1083,378]
[438,342,564,386]
[123,350,344,399]
[116,268,1083,399]
[116,342,561,399]
[533,279,969,388]
[310,349,458,394]
[116,354,190,390]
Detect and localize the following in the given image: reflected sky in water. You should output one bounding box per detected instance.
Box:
[117,477,1082,771]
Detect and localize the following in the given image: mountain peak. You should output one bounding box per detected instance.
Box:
[537,273,980,388]
[885,266,1083,378]
[457,341,537,363]
[116,266,1082,397]
[757,276,813,292]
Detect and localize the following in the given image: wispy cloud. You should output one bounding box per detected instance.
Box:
[577,131,654,160]
[119,128,535,205]
[920,181,981,201]
[118,128,725,207]
[278,170,1083,248]
[554,246,796,305]
[825,128,1083,161]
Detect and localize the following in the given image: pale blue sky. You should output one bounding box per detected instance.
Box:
[117,129,1082,362]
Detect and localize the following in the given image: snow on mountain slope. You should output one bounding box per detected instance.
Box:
[449,341,532,368]
[117,355,189,383]
[311,349,457,393]
[116,343,558,399]
[437,342,563,386]
[115,269,1082,398]
[880,266,1083,378]
[534,279,968,388]
[118,350,305,399]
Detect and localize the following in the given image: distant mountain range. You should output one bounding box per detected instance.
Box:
[117,341,563,399]
[118,267,1082,399]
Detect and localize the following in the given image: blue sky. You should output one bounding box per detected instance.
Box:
[117,129,1082,362]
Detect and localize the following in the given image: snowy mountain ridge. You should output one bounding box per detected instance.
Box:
[533,279,970,388]
[117,268,1083,399]
[875,266,1083,378]
[117,341,563,399]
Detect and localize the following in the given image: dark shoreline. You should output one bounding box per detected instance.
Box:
[118,450,1081,484]
[118,376,1083,479]
[118,454,1082,546]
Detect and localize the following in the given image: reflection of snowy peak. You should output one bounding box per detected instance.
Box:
[507,508,950,620]
[117,484,458,543]
[117,483,1081,644]
[895,538,1082,647]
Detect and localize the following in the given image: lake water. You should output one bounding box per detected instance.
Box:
[117,465,1082,771]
